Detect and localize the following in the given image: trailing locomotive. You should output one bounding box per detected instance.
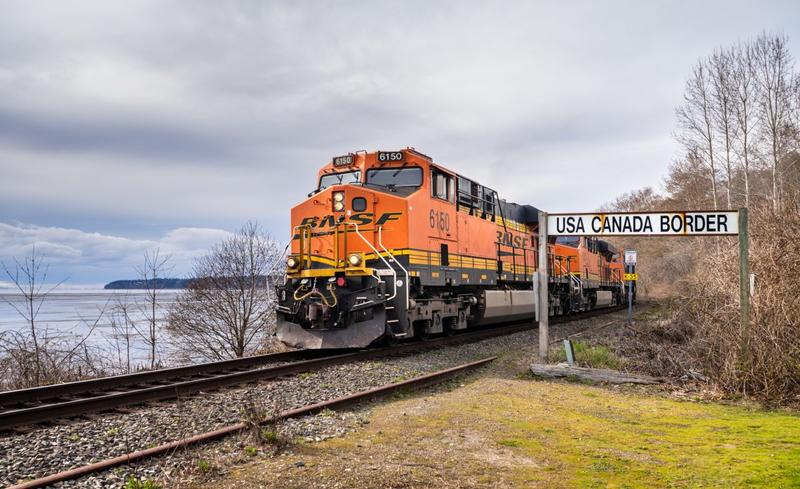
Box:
[275,149,627,349]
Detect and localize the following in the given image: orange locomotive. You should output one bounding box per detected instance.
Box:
[276,149,626,348]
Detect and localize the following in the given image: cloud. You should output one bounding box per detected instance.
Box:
[0,222,233,283]
[0,1,798,282]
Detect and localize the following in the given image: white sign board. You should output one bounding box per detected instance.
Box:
[624,249,637,265]
[547,211,739,236]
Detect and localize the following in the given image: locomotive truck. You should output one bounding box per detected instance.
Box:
[276,148,626,349]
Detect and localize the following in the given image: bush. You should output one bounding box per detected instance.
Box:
[240,395,286,450]
[677,209,800,403]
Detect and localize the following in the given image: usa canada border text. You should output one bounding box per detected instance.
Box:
[546,211,740,236]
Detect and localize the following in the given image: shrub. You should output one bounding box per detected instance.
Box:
[677,209,800,403]
[240,395,286,449]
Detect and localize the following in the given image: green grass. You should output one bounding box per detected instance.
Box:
[124,477,161,489]
[196,459,212,473]
[261,428,280,444]
[318,408,336,418]
[549,341,622,369]
[470,381,800,487]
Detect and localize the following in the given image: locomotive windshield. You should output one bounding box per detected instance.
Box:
[318,170,361,190]
[366,167,423,188]
[556,236,580,248]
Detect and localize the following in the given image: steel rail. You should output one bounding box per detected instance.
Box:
[8,356,496,489]
[0,348,339,407]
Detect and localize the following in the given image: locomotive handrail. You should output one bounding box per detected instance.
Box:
[292,224,313,269]
[556,260,582,290]
[343,222,398,304]
[270,240,292,290]
[378,225,410,312]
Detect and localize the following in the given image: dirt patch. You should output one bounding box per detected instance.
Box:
[192,324,800,488]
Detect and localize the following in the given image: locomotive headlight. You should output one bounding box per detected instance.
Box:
[347,253,362,267]
[286,256,299,269]
[332,191,345,212]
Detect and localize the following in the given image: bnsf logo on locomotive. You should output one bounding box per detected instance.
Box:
[497,230,529,249]
[299,212,402,229]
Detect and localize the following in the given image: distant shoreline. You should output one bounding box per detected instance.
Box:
[104,278,194,290]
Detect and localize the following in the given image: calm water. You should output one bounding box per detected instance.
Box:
[0,288,184,367]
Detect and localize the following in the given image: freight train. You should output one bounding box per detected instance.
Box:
[275,148,627,349]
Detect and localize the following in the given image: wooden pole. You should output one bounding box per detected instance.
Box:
[538,211,549,362]
[738,207,750,364]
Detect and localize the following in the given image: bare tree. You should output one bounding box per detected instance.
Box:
[168,223,282,361]
[132,249,172,369]
[732,41,760,208]
[753,32,795,212]
[0,246,106,389]
[104,293,137,374]
[677,60,719,209]
[710,47,738,208]
[1,245,65,385]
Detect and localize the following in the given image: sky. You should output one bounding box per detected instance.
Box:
[1,0,799,285]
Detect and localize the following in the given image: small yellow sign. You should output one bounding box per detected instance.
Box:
[624,273,638,281]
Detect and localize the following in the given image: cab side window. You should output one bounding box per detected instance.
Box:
[586,237,597,253]
[431,169,454,203]
[482,187,496,216]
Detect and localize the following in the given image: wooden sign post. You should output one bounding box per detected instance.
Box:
[537,210,549,362]
[738,208,749,363]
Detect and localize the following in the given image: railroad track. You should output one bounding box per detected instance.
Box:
[0,323,531,431]
[0,305,627,432]
[9,356,497,489]
[0,347,338,432]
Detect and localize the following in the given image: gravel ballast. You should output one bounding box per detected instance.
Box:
[0,311,632,487]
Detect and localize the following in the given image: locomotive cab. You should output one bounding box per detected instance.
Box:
[276,150,425,348]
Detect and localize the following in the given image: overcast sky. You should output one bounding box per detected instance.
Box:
[1,1,798,285]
